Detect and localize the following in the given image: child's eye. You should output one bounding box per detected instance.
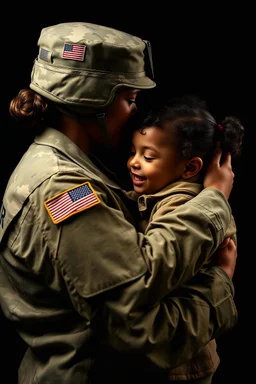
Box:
[144,156,154,161]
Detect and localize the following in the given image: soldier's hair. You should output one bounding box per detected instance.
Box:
[139,94,244,168]
[9,88,59,130]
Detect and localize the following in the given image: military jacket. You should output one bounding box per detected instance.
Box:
[130,181,237,380]
[135,181,237,243]
[0,128,237,383]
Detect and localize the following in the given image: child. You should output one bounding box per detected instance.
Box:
[127,94,244,383]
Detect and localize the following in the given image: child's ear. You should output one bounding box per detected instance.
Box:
[182,157,203,179]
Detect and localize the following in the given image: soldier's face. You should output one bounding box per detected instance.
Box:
[105,88,140,149]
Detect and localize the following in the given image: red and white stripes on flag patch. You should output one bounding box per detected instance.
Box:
[62,43,86,61]
[44,182,100,224]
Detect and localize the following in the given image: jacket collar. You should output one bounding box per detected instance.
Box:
[34,127,121,189]
[137,180,202,212]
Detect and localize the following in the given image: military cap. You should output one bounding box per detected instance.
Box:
[30,22,156,114]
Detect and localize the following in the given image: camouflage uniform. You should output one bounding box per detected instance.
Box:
[130,180,237,382]
[0,22,237,383]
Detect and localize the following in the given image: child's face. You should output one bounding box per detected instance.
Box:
[127,126,188,195]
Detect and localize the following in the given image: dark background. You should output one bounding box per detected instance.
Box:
[1,5,252,383]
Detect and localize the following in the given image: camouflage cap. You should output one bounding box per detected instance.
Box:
[30,22,156,114]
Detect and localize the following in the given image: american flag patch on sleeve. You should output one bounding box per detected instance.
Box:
[44,182,100,224]
[62,43,86,61]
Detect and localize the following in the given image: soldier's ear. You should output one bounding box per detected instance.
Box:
[182,157,203,179]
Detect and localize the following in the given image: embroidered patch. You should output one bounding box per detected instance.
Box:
[62,43,86,61]
[39,48,51,62]
[44,182,100,224]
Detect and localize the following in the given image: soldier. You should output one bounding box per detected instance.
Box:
[0,22,237,383]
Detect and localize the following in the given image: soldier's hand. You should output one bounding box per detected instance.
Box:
[213,238,237,279]
[203,146,234,200]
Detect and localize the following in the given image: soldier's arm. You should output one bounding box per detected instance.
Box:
[92,265,237,369]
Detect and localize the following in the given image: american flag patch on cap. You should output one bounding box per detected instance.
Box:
[44,182,100,224]
[62,43,86,61]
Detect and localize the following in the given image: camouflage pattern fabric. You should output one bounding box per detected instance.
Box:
[30,22,156,114]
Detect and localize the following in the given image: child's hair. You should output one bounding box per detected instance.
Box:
[139,94,244,168]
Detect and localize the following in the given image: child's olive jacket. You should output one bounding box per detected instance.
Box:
[131,180,237,380]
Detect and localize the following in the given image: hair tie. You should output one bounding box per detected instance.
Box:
[218,124,223,131]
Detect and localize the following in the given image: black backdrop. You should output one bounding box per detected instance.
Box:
[1,5,252,383]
